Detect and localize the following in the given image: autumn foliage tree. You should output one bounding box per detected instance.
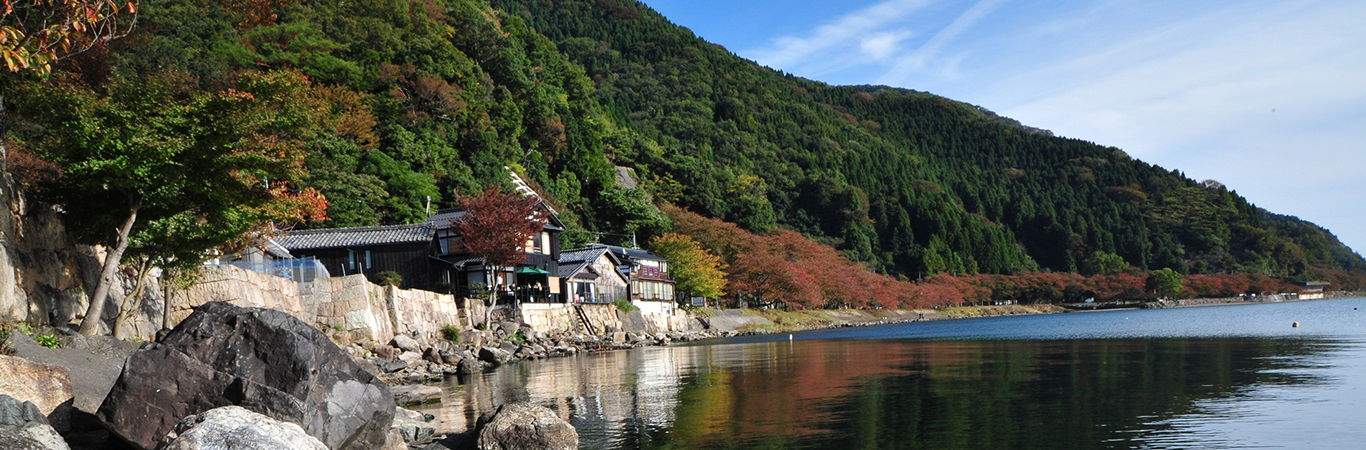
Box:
[13,69,328,336]
[649,233,726,301]
[450,184,548,329]
[0,0,137,74]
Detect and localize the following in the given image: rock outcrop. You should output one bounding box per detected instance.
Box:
[473,403,577,450]
[0,394,69,450]
[156,406,329,450]
[98,302,395,450]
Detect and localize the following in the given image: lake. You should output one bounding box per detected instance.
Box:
[414,298,1366,449]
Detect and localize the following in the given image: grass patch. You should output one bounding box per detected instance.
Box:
[441,325,460,342]
[735,323,776,334]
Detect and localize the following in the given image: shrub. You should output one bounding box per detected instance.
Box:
[510,330,527,342]
[441,325,460,342]
[34,334,60,349]
[613,297,638,313]
[375,271,403,287]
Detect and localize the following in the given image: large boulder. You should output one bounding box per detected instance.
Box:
[478,346,512,365]
[98,302,395,450]
[0,355,73,426]
[0,394,69,450]
[157,406,328,450]
[390,335,422,354]
[473,403,577,450]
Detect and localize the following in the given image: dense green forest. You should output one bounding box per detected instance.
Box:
[10,0,1363,284]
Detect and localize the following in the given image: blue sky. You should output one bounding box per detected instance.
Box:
[640,0,1366,255]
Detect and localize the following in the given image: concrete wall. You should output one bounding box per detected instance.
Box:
[633,300,680,333]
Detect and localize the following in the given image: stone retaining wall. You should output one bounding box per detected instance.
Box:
[162,267,462,343]
[521,303,574,334]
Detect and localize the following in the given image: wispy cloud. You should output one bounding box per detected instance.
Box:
[876,0,1007,84]
[743,0,935,78]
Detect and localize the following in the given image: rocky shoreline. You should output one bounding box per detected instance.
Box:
[5,296,1362,449]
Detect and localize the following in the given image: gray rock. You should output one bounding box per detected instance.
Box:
[373,345,396,360]
[378,359,409,373]
[457,357,483,375]
[439,350,461,365]
[391,409,436,446]
[0,356,72,431]
[474,403,577,450]
[390,385,442,406]
[397,351,424,364]
[0,394,69,450]
[97,302,394,450]
[394,407,429,423]
[478,346,512,365]
[423,347,443,364]
[498,341,518,354]
[391,335,422,354]
[157,406,328,450]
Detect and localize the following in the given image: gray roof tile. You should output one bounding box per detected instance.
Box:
[277,223,433,250]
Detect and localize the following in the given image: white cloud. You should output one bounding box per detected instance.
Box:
[991,1,1366,251]
[860,29,914,61]
[743,0,934,77]
[876,0,1007,84]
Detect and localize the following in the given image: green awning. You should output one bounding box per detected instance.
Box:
[515,266,550,275]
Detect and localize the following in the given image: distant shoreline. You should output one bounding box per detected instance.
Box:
[707,292,1366,335]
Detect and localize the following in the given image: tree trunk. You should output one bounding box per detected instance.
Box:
[78,201,140,336]
[483,268,495,330]
[112,257,153,340]
[162,282,172,331]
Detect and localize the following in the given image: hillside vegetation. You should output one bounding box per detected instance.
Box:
[7,0,1364,308]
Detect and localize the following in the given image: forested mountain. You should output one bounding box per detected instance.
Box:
[488,0,1365,279]
[13,0,1363,283]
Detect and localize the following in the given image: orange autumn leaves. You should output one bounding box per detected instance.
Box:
[665,204,1310,309]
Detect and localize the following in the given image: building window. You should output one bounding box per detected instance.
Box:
[437,230,464,255]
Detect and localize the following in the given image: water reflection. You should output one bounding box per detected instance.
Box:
[413,301,1366,449]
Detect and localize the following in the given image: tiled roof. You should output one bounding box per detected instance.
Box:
[276,223,433,250]
[426,207,566,231]
[590,243,670,262]
[558,247,609,279]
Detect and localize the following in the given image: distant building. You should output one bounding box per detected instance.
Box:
[558,246,630,304]
[586,244,678,316]
[275,223,435,288]
[1295,281,1331,300]
[428,205,565,303]
[276,203,566,301]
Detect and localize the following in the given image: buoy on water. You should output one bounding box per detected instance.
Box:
[1292,322,1300,328]
[789,334,794,341]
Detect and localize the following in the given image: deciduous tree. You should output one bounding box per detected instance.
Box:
[1147,268,1184,299]
[649,233,725,301]
[15,69,326,335]
[450,184,548,329]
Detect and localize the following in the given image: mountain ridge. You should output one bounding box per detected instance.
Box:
[14,0,1362,285]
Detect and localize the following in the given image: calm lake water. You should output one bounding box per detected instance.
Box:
[415,298,1366,449]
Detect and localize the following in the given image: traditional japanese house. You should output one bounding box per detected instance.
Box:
[427,205,565,304]
[275,223,436,289]
[558,246,630,304]
[591,244,678,316]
